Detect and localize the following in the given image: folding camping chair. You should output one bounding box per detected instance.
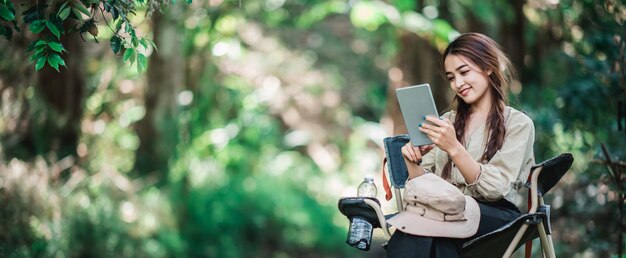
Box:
[338,134,574,258]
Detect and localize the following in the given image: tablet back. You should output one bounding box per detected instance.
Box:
[396,84,439,146]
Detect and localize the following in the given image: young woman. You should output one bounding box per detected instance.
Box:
[387,33,535,257]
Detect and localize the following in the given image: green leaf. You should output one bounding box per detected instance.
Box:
[147,38,157,52]
[29,20,46,34]
[29,48,45,62]
[110,36,122,54]
[131,36,139,48]
[114,19,123,33]
[47,53,63,71]
[48,42,64,52]
[59,1,69,12]
[123,48,135,63]
[46,20,61,39]
[57,56,66,67]
[137,53,147,72]
[30,46,47,62]
[71,7,83,21]
[139,38,148,49]
[59,6,71,20]
[0,5,14,21]
[35,56,46,70]
[35,40,48,47]
[74,3,91,16]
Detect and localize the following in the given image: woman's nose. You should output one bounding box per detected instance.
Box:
[455,77,465,88]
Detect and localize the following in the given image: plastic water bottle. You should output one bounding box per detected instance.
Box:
[357,176,377,198]
[346,176,377,250]
[348,217,373,250]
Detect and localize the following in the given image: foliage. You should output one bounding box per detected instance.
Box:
[0,0,164,72]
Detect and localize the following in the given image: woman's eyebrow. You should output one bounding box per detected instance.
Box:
[445,64,469,75]
[455,64,468,71]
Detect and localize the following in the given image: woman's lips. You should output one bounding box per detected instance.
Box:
[459,88,471,96]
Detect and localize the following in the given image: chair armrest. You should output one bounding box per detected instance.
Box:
[363,198,392,238]
[337,197,392,238]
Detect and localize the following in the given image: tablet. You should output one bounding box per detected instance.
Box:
[396,84,439,146]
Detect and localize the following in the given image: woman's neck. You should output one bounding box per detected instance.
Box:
[470,99,493,117]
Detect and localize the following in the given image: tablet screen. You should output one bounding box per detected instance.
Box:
[396,84,439,146]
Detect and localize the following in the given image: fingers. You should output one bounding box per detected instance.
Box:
[424,115,450,127]
[420,116,454,138]
[401,142,422,163]
[419,144,435,154]
[401,143,413,162]
[419,122,442,139]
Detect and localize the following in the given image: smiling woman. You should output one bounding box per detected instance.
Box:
[390,33,535,258]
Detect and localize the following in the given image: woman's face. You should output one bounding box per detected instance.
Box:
[444,54,492,106]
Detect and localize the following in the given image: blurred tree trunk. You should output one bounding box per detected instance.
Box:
[35,35,85,159]
[1,22,85,160]
[386,33,450,135]
[133,5,184,179]
[385,0,450,135]
[500,0,525,81]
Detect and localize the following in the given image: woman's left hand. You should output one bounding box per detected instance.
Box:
[418,116,462,154]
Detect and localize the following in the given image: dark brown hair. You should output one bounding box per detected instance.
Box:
[440,33,515,180]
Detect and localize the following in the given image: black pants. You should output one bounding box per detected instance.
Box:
[386,199,521,258]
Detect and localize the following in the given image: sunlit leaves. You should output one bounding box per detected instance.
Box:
[122,48,135,64]
[136,53,147,72]
[74,2,91,17]
[350,1,387,31]
[295,1,348,28]
[391,0,416,12]
[58,5,71,20]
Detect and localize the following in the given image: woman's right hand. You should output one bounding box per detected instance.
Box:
[401,143,435,164]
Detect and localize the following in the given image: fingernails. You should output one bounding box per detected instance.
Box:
[418,123,422,127]
[422,115,426,119]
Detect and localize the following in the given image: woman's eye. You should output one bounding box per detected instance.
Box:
[460,70,469,75]
[447,77,454,82]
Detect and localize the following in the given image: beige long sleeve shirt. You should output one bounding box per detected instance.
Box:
[420,106,535,203]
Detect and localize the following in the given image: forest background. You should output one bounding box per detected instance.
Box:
[0,0,624,257]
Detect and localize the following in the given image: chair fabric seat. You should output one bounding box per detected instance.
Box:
[461,213,548,258]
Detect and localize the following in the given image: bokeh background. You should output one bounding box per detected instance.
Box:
[0,0,624,257]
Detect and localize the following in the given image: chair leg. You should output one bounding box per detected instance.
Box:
[537,222,555,258]
[394,188,403,211]
[546,233,556,258]
[503,224,529,257]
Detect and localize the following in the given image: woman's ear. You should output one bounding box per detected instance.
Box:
[487,70,492,76]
